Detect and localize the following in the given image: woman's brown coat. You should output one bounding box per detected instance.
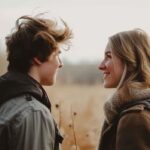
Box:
[98,88,150,150]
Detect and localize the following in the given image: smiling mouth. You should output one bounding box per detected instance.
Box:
[103,73,110,79]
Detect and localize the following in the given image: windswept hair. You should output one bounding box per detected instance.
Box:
[6,14,72,73]
[109,29,150,99]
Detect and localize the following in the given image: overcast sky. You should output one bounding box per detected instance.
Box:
[0,0,150,63]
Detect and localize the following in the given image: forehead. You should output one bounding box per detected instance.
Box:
[105,42,112,53]
[48,49,60,58]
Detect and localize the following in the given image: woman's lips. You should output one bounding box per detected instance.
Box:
[103,72,110,79]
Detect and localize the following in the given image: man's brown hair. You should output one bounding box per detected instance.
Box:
[6,15,72,73]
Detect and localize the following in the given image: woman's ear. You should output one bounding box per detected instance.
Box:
[33,57,42,65]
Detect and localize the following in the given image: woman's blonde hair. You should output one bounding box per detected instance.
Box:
[109,29,150,98]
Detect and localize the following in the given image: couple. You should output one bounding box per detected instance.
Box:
[0,14,150,150]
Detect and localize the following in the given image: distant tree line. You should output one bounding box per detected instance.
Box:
[0,50,103,85]
[57,59,103,85]
[0,51,7,75]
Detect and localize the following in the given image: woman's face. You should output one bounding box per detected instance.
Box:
[99,43,124,88]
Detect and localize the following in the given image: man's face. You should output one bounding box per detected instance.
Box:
[38,50,63,85]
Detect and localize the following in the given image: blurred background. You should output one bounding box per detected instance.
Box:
[0,0,150,149]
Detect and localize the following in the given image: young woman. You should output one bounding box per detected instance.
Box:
[98,29,150,150]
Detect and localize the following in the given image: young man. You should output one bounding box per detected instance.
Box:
[0,15,72,150]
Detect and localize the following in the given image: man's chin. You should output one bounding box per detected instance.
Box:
[41,80,55,86]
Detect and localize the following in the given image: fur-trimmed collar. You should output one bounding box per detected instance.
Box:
[104,88,150,124]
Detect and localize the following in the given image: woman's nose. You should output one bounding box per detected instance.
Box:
[98,61,106,70]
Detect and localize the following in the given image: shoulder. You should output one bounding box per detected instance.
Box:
[116,105,150,149]
[121,99,150,114]
[120,102,150,121]
[0,95,56,150]
[0,95,54,128]
[117,104,150,134]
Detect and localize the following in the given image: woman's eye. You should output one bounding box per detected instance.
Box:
[105,54,111,59]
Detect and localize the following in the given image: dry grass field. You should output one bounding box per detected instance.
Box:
[0,53,114,149]
[45,84,114,150]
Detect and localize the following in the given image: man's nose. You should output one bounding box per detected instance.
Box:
[59,58,63,68]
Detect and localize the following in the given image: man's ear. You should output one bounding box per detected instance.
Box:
[33,57,42,65]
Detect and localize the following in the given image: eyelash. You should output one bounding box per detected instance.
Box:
[105,55,111,59]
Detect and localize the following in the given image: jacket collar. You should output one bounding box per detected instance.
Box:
[104,88,150,124]
[0,71,51,111]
